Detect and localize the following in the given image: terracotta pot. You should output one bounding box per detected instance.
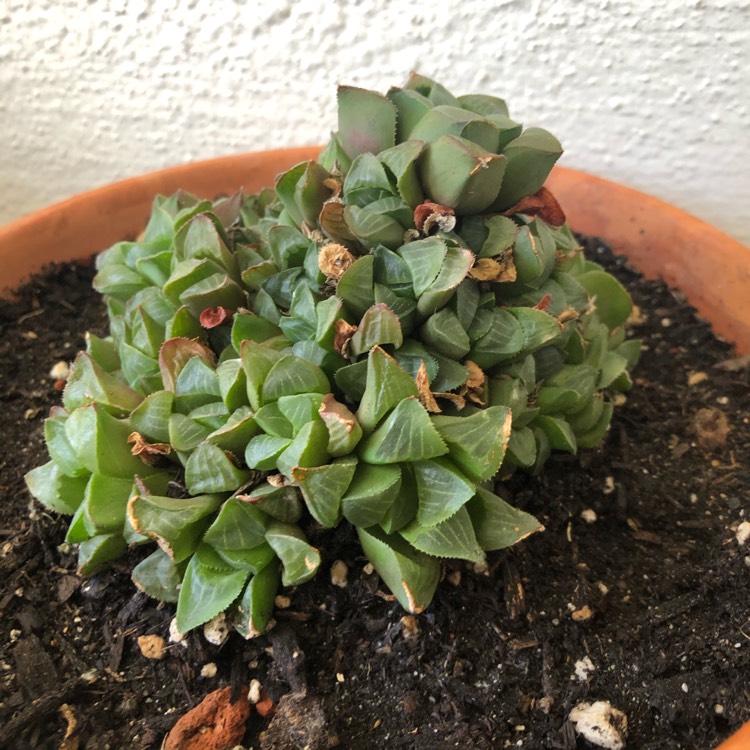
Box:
[1,150,748,748]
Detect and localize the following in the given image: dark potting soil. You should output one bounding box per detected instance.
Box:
[0,240,748,750]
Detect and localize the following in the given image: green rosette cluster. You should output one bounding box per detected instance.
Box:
[26,73,639,635]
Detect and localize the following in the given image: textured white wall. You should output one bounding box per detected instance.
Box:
[2,0,749,245]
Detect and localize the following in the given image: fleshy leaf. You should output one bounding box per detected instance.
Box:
[176,551,250,633]
[185,443,252,494]
[235,562,280,638]
[127,492,223,563]
[132,547,183,603]
[292,457,358,527]
[356,347,419,433]
[202,498,269,550]
[401,505,485,563]
[359,398,448,464]
[318,395,363,456]
[265,522,321,586]
[413,457,475,527]
[431,406,512,482]
[337,85,397,158]
[357,525,440,614]
[466,486,544,550]
[350,304,404,357]
[341,463,402,527]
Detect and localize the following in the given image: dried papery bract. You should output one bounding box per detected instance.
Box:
[26,73,639,635]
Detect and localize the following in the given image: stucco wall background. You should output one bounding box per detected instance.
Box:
[2,0,749,245]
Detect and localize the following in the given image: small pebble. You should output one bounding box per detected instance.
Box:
[168,618,187,646]
[581,509,598,523]
[137,634,166,660]
[330,560,348,588]
[571,605,593,622]
[736,520,750,547]
[446,570,462,586]
[203,612,229,646]
[362,562,374,575]
[569,700,628,750]
[274,595,292,609]
[336,672,345,683]
[49,360,70,380]
[574,656,596,682]
[248,679,262,704]
[201,662,218,678]
[687,371,708,386]
[681,682,688,693]
[715,704,724,715]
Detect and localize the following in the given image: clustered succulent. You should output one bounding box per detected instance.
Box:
[26,73,639,637]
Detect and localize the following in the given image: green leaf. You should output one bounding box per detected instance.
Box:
[159,338,215,392]
[245,435,292,470]
[231,311,282,352]
[359,398,448,464]
[44,416,88,478]
[132,547,183,603]
[577,270,632,329]
[466,486,544,551]
[341,463,402,527]
[457,93,509,118]
[206,407,259,453]
[478,215,519,258]
[130,390,174,442]
[409,104,500,152]
[235,484,303,524]
[333,360,368,401]
[274,162,307,227]
[416,246,475,317]
[261,356,331,404]
[77,533,128,575]
[508,307,562,353]
[379,464,419,534]
[217,542,276,574]
[276,421,330,478]
[350,304,404,357]
[235,562,280,638]
[81,473,138,535]
[575,401,614,449]
[379,140,425,208]
[507,427,537,467]
[398,237,447,296]
[202,498,269,550]
[401,505,485,563]
[491,127,563,209]
[337,255,375,318]
[185,443,252,494]
[357,525,440,614]
[419,307,470,359]
[64,404,144,477]
[318,395,363,456]
[413,458,475,527]
[468,310,525,369]
[265,522,321,586]
[25,461,88,515]
[431,406,512,482]
[254,402,294,438]
[343,205,405,250]
[176,553,250,633]
[337,85,397,158]
[63,352,143,415]
[387,87,433,141]
[292,457,358,527]
[127,492,222,563]
[240,340,286,411]
[419,135,506,215]
[356,347,419,433]
[276,393,324,433]
[533,415,577,453]
[168,412,211,452]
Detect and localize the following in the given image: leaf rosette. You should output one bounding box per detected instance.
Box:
[26,74,638,634]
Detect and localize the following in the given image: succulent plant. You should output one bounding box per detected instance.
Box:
[26,73,639,636]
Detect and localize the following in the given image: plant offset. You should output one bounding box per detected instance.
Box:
[26,74,639,637]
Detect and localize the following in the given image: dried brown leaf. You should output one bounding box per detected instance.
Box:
[416,361,441,413]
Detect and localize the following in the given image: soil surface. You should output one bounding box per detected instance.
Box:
[0,241,748,750]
